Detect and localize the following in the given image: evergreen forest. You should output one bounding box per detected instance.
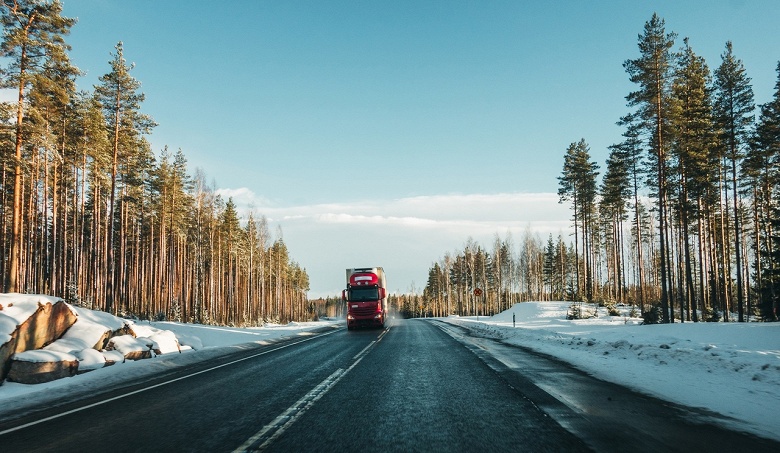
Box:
[5,5,780,327]
[422,14,780,324]
[1,1,310,325]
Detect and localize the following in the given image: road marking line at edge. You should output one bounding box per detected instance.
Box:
[0,328,341,437]
[235,326,391,452]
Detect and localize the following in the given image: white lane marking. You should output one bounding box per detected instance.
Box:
[235,326,391,452]
[353,341,375,359]
[0,328,340,437]
[233,365,351,452]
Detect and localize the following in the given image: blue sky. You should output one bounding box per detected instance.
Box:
[53,1,780,297]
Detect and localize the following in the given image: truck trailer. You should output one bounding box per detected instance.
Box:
[343,267,387,330]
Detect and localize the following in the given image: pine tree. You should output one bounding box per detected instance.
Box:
[424,262,444,315]
[750,63,780,321]
[600,144,631,303]
[1,0,75,292]
[543,234,557,298]
[624,13,677,322]
[713,42,754,322]
[558,139,599,302]
[94,42,156,313]
[612,114,649,310]
[670,37,717,322]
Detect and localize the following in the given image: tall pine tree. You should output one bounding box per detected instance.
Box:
[670,37,716,322]
[624,13,677,322]
[750,63,780,321]
[713,41,754,322]
[94,42,156,313]
[0,0,75,291]
[558,139,599,302]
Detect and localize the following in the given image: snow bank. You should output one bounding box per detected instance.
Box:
[74,348,106,372]
[0,294,64,324]
[131,324,180,354]
[447,301,780,441]
[0,316,340,412]
[148,320,332,348]
[44,318,111,353]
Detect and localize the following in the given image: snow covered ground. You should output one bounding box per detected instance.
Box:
[443,302,780,442]
[1,300,778,443]
[0,314,340,415]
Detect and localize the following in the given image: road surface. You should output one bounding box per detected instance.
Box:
[0,318,776,452]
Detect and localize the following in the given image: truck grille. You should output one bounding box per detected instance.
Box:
[351,306,377,317]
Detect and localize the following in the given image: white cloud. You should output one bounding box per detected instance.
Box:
[220,189,574,297]
[214,187,273,210]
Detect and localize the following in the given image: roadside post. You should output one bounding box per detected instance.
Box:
[513,312,515,328]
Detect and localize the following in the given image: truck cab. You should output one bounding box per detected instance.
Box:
[343,267,387,330]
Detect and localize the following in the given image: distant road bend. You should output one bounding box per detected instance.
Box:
[0,319,777,452]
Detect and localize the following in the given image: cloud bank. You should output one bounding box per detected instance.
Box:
[217,189,573,297]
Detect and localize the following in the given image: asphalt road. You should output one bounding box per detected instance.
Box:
[0,318,777,452]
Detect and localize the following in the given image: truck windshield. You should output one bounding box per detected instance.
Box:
[349,287,380,301]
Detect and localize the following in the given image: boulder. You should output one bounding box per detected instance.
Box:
[106,335,152,361]
[0,295,77,383]
[102,350,125,366]
[7,350,79,384]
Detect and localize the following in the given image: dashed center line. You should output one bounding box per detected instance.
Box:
[234,327,391,452]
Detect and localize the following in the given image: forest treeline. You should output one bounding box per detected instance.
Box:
[423,14,780,323]
[1,1,311,325]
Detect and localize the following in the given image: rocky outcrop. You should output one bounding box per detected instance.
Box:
[1,294,189,385]
[0,296,77,383]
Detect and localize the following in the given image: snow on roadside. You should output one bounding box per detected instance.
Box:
[2,295,776,442]
[0,316,340,412]
[445,302,780,441]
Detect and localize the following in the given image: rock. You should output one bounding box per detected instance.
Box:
[102,350,125,366]
[0,296,77,383]
[7,350,79,384]
[106,335,152,361]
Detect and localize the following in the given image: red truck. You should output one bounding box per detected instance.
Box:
[343,267,388,330]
